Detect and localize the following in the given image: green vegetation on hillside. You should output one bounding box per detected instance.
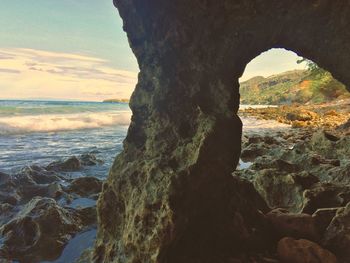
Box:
[240,62,349,105]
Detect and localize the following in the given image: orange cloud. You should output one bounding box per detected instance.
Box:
[0,48,138,101]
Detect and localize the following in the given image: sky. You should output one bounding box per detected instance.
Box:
[240,49,306,82]
[0,1,306,101]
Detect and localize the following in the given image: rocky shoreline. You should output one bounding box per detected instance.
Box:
[0,154,104,262]
[240,99,350,130]
[0,102,349,262]
[234,101,350,262]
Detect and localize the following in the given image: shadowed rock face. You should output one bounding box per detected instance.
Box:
[94,1,350,262]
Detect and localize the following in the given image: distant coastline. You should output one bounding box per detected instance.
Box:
[102,98,129,103]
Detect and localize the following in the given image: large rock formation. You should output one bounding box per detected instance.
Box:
[94,1,350,262]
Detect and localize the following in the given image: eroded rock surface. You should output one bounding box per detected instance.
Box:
[0,198,82,262]
[0,153,103,262]
[94,0,350,262]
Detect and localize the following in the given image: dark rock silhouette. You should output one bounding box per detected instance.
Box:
[323,202,350,261]
[94,1,350,262]
[277,237,337,263]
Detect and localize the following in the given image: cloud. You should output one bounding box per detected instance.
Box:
[0,48,138,101]
[0,68,20,74]
[0,51,15,60]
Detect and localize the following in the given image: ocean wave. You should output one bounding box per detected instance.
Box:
[242,117,290,131]
[0,111,131,135]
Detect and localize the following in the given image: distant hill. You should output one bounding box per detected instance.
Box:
[103,98,129,103]
[240,69,349,104]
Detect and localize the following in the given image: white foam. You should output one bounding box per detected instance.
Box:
[242,116,290,133]
[0,111,131,135]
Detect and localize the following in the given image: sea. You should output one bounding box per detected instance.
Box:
[0,100,289,262]
[0,100,131,175]
[0,100,289,174]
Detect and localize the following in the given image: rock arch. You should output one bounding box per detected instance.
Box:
[94,1,350,262]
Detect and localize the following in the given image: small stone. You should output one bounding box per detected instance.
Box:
[266,208,319,241]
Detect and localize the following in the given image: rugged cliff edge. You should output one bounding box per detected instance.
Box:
[94,1,350,262]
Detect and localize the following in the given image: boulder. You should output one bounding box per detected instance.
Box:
[0,172,20,206]
[291,172,319,190]
[243,135,281,147]
[0,169,63,206]
[277,237,337,263]
[311,155,340,166]
[337,118,350,132]
[322,202,350,261]
[302,183,350,214]
[266,209,319,241]
[310,130,349,159]
[251,158,301,174]
[47,156,81,172]
[0,197,83,262]
[312,208,339,236]
[17,182,63,202]
[0,172,11,186]
[241,143,267,160]
[0,191,19,206]
[291,120,308,128]
[335,136,350,159]
[19,165,61,184]
[253,169,305,212]
[325,163,350,184]
[66,177,103,197]
[79,153,104,166]
[0,203,15,225]
[286,110,316,122]
[77,206,97,226]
